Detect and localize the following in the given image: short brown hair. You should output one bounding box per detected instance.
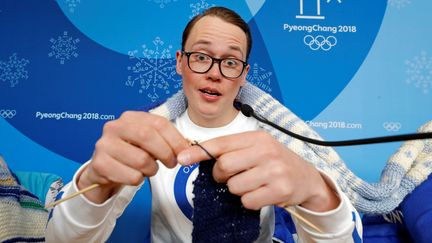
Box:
[181,6,252,61]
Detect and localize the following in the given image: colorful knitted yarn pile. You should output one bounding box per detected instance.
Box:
[0,156,48,242]
[192,159,260,243]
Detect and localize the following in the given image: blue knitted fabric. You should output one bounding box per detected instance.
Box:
[192,159,260,243]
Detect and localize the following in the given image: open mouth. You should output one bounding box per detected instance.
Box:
[199,88,221,96]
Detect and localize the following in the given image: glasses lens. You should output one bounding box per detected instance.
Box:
[188,53,212,73]
[220,59,244,78]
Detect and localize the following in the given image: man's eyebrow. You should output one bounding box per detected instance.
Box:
[190,41,244,58]
[190,40,211,49]
[227,45,243,56]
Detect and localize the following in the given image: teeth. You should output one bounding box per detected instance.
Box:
[201,89,219,96]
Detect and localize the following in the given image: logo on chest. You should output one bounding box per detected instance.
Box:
[174,164,199,220]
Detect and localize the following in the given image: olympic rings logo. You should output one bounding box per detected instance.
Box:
[383,122,402,132]
[303,35,337,51]
[0,109,17,119]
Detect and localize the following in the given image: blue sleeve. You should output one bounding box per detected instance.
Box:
[401,174,432,243]
[14,171,63,205]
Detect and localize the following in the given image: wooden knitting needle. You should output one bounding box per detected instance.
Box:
[284,206,323,233]
[45,183,100,209]
[190,141,324,233]
[45,182,323,233]
[45,140,197,209]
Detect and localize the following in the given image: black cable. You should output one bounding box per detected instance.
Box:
[239,103,432,147]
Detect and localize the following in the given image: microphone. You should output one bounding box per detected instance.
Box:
[239,103,432,146]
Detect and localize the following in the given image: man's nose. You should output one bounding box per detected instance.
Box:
[206,61,222,80]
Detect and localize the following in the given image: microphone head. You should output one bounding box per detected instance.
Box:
[240,104,254,117]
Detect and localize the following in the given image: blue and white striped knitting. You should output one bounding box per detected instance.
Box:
[151,82,432,214]
[0,156,48,242]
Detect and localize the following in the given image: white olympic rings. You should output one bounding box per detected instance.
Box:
[303,35,337,51]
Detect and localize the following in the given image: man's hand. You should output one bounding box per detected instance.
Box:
[78,111,190,203]
[177,131,340,212]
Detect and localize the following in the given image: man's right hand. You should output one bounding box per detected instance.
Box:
[77,111,190,203]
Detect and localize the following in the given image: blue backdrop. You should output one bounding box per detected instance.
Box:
[1,0,431,242]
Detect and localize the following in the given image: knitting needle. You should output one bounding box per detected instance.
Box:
[45,183,100,209]
[189,141,324,233]
[45,140,197,209]
[189,140,323,233]
[46,140,195,209]
[46,182,323,233]
[191,141,323,233]
[284,206,323,233]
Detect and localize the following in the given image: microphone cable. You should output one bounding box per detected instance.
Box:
[238,103,432,147]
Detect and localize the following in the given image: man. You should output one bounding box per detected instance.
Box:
[46,6,362,242]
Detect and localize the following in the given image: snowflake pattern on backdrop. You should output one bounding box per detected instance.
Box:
[190,0,215,19]
[405,51,432,94]
[0,53,30,87]
[246,63,273,93]
[65,0,81,13]
[126,37,181,102]
[148,0,178,8]
[48,31,80,64]
[388,0,411,9]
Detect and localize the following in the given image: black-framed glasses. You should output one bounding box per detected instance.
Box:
[182,51,247,79]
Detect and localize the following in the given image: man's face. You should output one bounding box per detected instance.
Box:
[176,16,250,127]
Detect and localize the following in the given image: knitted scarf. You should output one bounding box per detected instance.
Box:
[151,82,432,215]
[0,156,48,242]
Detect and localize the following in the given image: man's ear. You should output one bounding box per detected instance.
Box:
[240,63,250,85]
[176,50,183,75]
